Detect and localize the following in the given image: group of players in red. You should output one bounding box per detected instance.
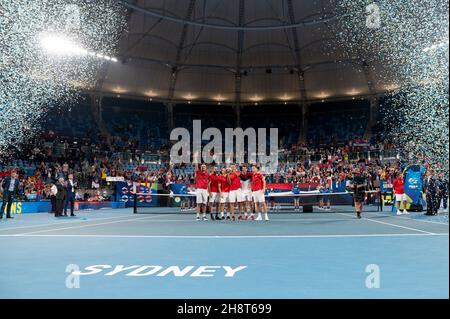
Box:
[194,163,269,221]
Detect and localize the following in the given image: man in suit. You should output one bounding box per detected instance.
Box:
[423,170,439,216]
[437,172,448,212]
[55,177,67,217]
[64,174,76,217]
[1,170,20,219]
[50,182,58,214]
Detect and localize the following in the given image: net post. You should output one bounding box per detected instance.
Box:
[133,192,138,214]
[378,189,383,212]
[133,181,138,214]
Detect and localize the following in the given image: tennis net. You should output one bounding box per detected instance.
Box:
[131,190,384,215]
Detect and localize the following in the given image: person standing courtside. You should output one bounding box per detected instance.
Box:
[423,170,438,216]
[64,174,76,217]
[437,172,448,212]
[0,170,20,219]
[55,177,67,217]
[50,182,58,214]
[347,169,369,219]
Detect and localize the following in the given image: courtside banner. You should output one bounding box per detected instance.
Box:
[3,201,51,214]
[404,165,423,205]
[171,183,187,194]
[106,176,125,182]
[266,183,323,191]
[116,181,158,207]
[3,201,126,214]
[266,183,292,190]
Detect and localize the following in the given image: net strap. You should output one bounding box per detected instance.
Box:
[133,190,383,214]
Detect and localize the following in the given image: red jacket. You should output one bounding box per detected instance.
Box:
[393,178,405,194]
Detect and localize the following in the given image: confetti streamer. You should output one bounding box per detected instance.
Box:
[333,0,449,172]
[0,0,126,157]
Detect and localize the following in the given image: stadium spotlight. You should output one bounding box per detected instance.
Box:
[40,34,85,56]
[40,32,119,62]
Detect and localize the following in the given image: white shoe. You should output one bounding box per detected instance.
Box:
[396,211,403,215]
[255,215,262,221]
[264,215,269,221]
[402,211,410,215]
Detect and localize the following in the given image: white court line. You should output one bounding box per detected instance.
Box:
[337,213,436,234]
[364,211,449,226]
[0,212,136,232]
[128,218,361,223]
[0,233,447,239]
[15,214,165,236]
[0,211,345,232]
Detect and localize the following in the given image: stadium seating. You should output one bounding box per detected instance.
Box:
[306,101,370,146]
[35,98,373,163]
[102,101,168,150]
[42,103,99,141]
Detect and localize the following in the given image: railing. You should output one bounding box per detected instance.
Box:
[284,149,400,164]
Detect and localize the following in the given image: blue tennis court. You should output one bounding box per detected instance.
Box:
[0,207,448,299]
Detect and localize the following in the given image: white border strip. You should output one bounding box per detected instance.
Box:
[0,213,136,232]
[364,211,449,226]
[0,233,447,239]
[15,214,164,236]
[336,213,436,234]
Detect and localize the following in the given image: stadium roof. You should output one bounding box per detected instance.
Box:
[95,0,397,104]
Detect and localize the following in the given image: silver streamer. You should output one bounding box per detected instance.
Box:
[333,0,449,171]
[0,0,126,157]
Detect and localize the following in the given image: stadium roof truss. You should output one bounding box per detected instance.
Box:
[92,0,396,104]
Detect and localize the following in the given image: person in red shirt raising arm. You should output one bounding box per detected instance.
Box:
[393,171,409,215]
[251,164,269,221]
[194,161,210,221]
[229,164,244,220]
[240,164,254,220]
[208,165,222,220]
[218,167,232,220]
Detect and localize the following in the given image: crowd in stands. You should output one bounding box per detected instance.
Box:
[1,136,435,204]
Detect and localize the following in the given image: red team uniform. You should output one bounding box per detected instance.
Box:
[217,174,230,203]
[240,172,252,202]
[208,173,220,203]
[218,175,230,192]
[393,177,406,202]
[195,169,209,204]
[251,172,265,203]
[229,171,242,202]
